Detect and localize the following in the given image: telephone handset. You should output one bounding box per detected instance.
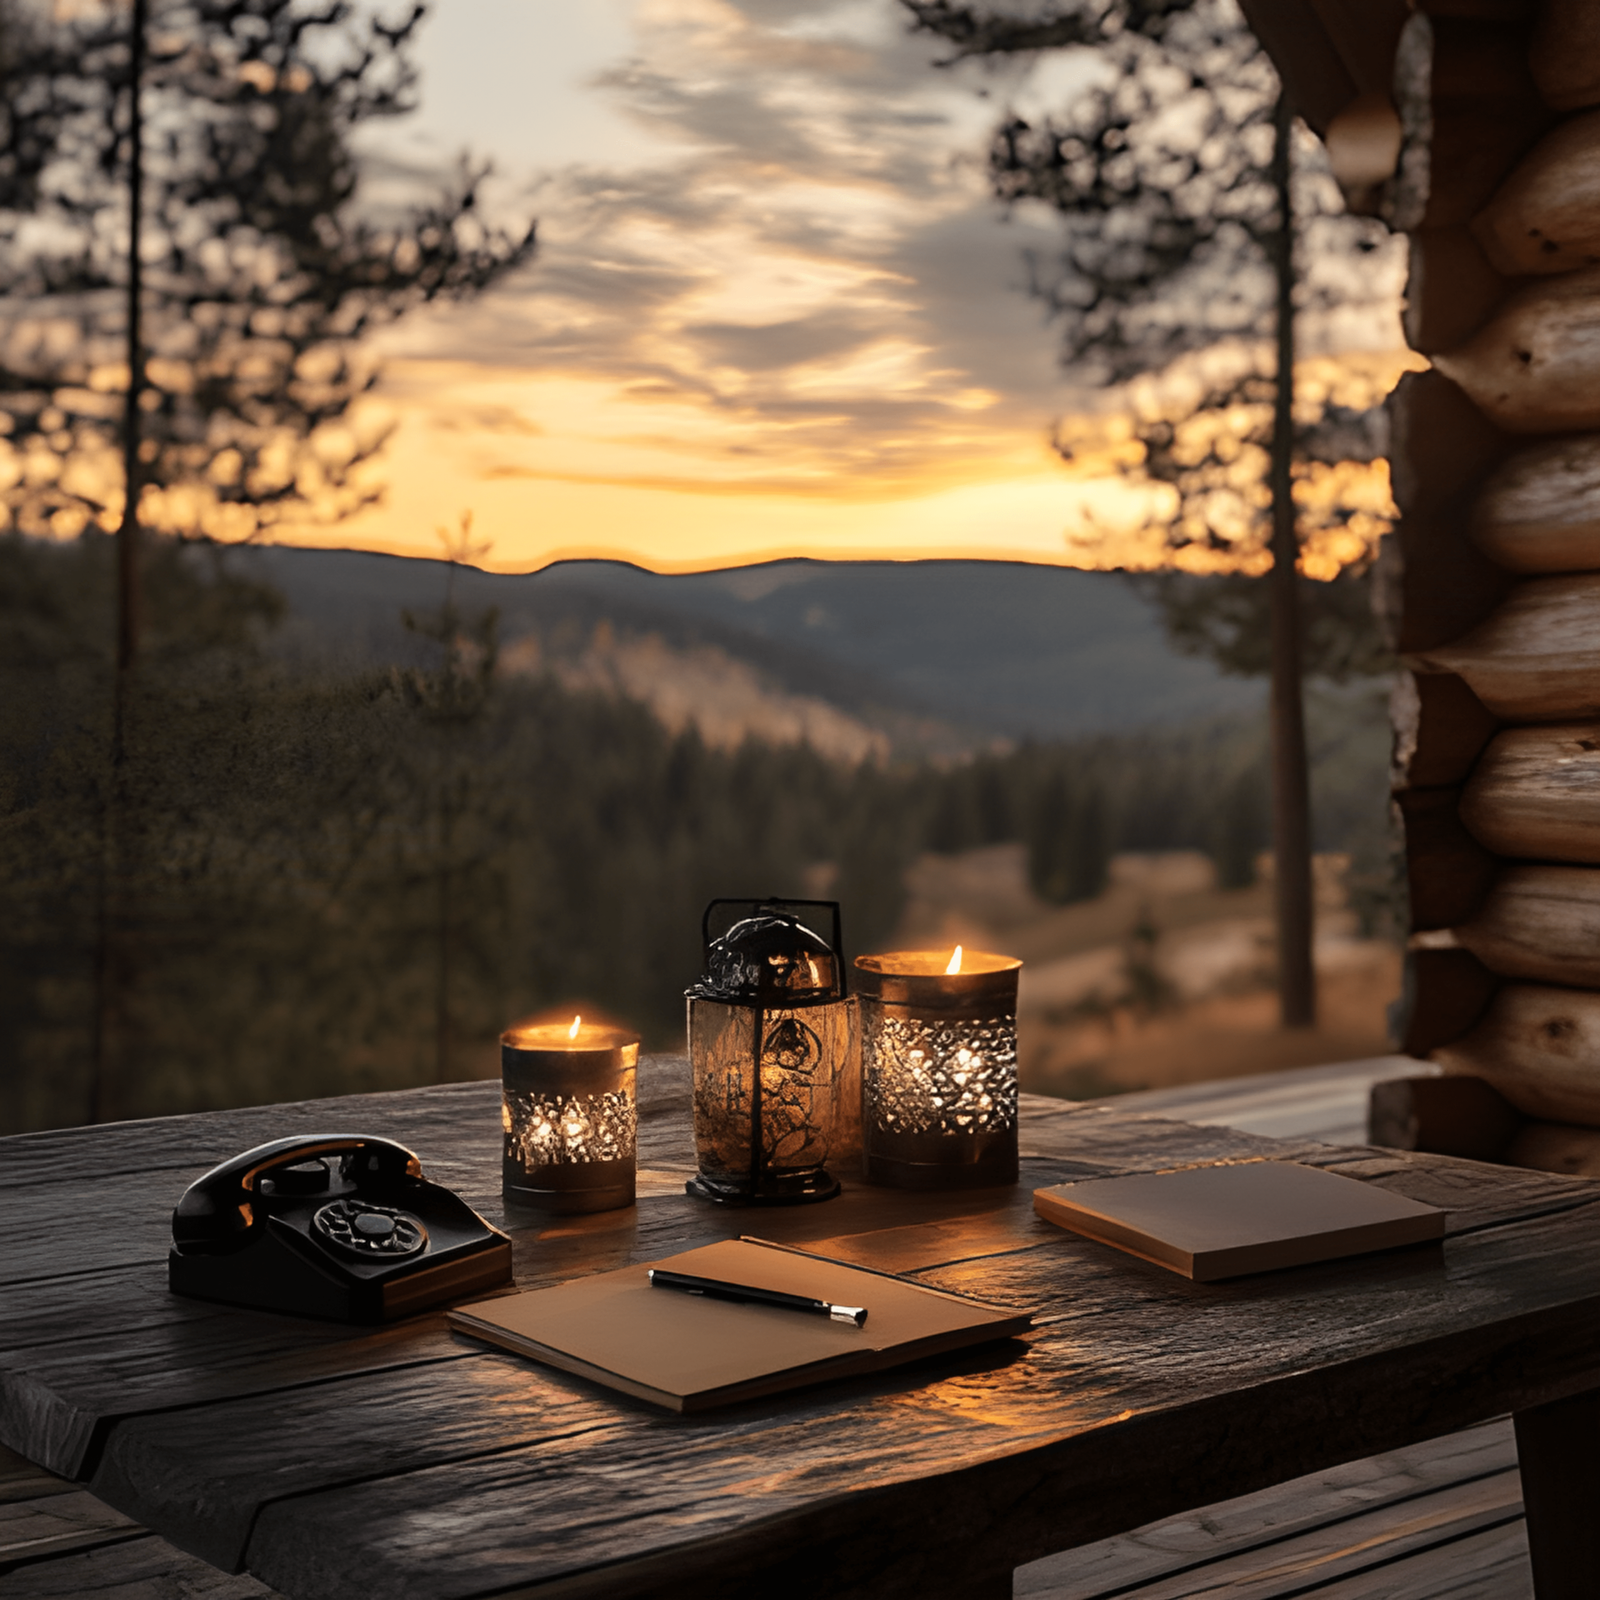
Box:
[169,1134,512,1323]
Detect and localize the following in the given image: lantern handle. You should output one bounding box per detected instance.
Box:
[700,897,848,998]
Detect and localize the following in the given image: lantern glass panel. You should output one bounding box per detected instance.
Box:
[685,898,857,1205]
[690,999,855,1191]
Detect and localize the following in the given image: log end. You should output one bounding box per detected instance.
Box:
[1434,981,1600,1124]
[1434,271,1600,435]
[1469,433,1600,574]
[1470,523,1600,574]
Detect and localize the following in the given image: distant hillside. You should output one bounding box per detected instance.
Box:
[244,547,1265,749]
[551,559,1265,739]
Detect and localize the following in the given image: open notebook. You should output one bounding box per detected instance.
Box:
[449,1236,1032,1411]
[1034,1160,1446,1281]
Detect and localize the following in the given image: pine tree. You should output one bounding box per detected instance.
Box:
[0,0,534,1117]
[1028,770,1110,905]
[0,0,534,547]
[904,0,1402,1025]
[394,515,501,1081]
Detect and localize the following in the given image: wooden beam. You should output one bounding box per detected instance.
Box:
[1529,0,1600,113]
[1473,434,1600,574]
[1385,371,1515,655]
[1435,982,1600,1123]
[1462,723,1600,863]
[1437,271,1600,434]
[1417,574,1600,721]
[1508,1120,1600,1178]
[1456,864,1600,988]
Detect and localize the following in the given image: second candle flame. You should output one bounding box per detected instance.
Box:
[946,945,963,975]
[568,1015,582,1040]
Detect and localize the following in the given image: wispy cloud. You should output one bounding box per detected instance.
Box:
[310,0,1404,570]
[378,0,1074,499]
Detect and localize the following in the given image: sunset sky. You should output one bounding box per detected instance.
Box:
[278,0,1408,575]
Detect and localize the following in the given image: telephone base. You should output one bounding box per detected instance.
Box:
[170,1232,513,1323]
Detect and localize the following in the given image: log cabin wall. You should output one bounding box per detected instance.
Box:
[1382,0,1600,1161]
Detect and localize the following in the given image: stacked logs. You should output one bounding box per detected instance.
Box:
[1389,0,1600,1177]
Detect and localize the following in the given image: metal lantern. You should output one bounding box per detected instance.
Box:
[854,948,1021,1190]
[686,898,857,1206]
[501,1015,639,1214]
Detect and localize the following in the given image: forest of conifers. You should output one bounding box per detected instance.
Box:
[1,532,1390,1134]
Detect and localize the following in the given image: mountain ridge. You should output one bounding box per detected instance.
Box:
[243,545,1266,751]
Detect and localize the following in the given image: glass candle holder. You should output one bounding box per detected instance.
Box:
[854,949,1021,1190]
[501,1016,639,1214]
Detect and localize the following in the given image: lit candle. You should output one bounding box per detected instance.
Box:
[854,948,1022,1190]
[501,1012,640,1214]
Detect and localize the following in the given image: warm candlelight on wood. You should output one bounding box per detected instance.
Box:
[501,1011,640,1214]
[854,948,1021,1190]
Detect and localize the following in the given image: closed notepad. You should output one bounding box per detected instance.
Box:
[450,1237,1032,1411]
[1033,1161,1445,1281]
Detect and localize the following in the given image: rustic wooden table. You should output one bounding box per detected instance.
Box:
[3,1056,1599,1600]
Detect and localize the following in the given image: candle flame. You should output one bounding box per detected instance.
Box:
[568,1015,582,1040]
[946,945,963,975]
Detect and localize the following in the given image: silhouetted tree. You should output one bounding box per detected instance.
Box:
[1028,771,1110,904]
[0,0,534,1117]
[0,0,534,548]
[395,514,501,1080]
[905,0,1401,1026]
[1134,568,1390,686]
[1113,374,1394,681]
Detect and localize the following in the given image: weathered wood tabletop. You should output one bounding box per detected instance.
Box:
[4,1056,1600,1600]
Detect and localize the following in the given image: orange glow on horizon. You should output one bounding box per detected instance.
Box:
[249,349,1424,577]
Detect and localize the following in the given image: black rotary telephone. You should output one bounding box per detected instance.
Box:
[169,1135,513,1323]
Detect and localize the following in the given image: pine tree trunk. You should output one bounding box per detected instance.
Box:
[1268,90,1316,1029]
[116,0,145,679]
[90,0,146,1124]
[437,849,452,1080]
[436,770,454,1082]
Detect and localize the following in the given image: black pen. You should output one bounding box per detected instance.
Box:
[648,1268,868,1326]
